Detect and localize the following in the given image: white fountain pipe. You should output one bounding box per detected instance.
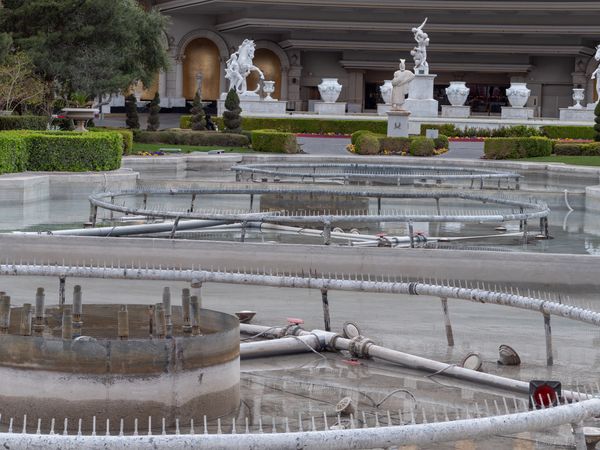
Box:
[239,324,588,401]
[14,219,230,237]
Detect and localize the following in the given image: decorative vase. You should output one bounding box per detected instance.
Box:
[379,80,393,105]
[572,88,585,109]
[262,80,276,101]
[506,82,530,108]
[445,81,470,107]
[318,78,343,103]
[61,108,99,132]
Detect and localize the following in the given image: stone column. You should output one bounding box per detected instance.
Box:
[175,56,184,99]
[287,66,303,111]
[158,71,167,107]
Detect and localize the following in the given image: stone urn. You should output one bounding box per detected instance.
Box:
[572,88,585,109]
[445,81,470,106]
[318,78,343,103]
[262,80,276,101]
[506,82,531,108]
[379,80,393,105]
[61,108,99,132]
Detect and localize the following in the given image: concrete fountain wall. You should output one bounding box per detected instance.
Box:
[0,304,240,430]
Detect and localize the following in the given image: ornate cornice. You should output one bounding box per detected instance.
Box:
[279,39,595,56]
[216,18,600,35]
[158,0,600,12]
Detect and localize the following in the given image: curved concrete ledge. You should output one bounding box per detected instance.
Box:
[1,234,599,292]
[0,169,139,204]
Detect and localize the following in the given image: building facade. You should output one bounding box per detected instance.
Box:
[145,0,600,117]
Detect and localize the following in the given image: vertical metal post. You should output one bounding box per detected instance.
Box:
[435,198,441,215]
[571,422,587,450]
[189,194,196,212]
[408,222,415,248]
[320,288,331,332]
[58,276,66,307]
[522,219,528,245]
[190,279,202,309]
[33,287,45,336]
[440,297,454,347]
[543,313,553,366]
[20,303,32,336]
[72,285,83,338]
[91,205,98,227]
[240,221,248,243]
[182,288,192,336]
[544,217,549,238]
[61,306,73,340]
[377,197,381,215]
[250,194,254,211]
[323,222,332,246]
[0,295,10,335]
[170,217,180,239]
[162,287,172,338]
[142,193,148,210]
[109,196,115,221]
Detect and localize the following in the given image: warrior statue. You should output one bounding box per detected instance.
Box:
[391,59,415,110]
[591,44,600,104]
[410,18,430,75]
[225,39,265,96]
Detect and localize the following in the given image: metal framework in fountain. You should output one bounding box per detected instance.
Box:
[0,262,599,449]
[232,163,522,189]
[86,187,550,244]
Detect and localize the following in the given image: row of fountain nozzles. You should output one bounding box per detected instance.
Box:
[0,286,83,338]
[0,286,202,340]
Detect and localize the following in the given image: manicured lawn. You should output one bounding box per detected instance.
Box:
[516,155,600,166]
[131,142,253,154]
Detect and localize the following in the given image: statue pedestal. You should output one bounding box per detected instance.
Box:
[559,107,595,122]
[377,104,393,116]
[501,107,534,120]
[442,105,470,118]
[217,95,287,116]
[387,110,411,137]
[315,102,346,115]
[404,74,438,117]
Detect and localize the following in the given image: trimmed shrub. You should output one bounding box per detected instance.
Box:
[125,94,139,129]
[134,130,249,147]
[554,143,584,156]
[433,134,449,150]
[0,115,48,130]
[351,129,374,146]
[24,132,122,171]
[420,124,542,138]
[492,125,541,138]
[223,89,242,133]
[190,91,207,131]
[409,137,435,156]
[146,92,160,131]
[541,125,595,140]
[91,127,134,155]
[484,137,552,159]
[181,115,388,135]
[582,142,600,156]
[251,129,298,153]
[0,132,28,174]
[379,136,411,154]
[355,132,382,155]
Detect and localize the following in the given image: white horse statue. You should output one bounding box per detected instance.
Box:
[225,39,265,96]
[591,44,600,104]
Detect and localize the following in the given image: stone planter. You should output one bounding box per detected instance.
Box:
[445,81,470,106]
[506,82,530,108]
[571,88,585,109]
[61,108,99,132]
[318,78,343,103]
[262,81,276,101]
[379,80,393,105]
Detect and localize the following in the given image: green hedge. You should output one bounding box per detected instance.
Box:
[541,125,596,140]
[251,129,298,153]
[484,137,553,159]
[134,130,249,147]
[181,115,388,135]
[0,132,28,174]
[352,130,440,156]
[433,135,449,150]
[0,115,49,131]
[420,124,542,138]
[91,127,134,155]
[554,142,600,156]
[409,136,435,156]
[0,131,123,173]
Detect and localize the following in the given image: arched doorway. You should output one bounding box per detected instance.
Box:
[247,49,282,100]
[183,38,220,101]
